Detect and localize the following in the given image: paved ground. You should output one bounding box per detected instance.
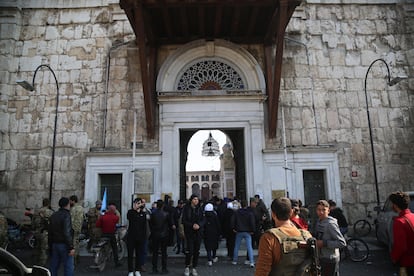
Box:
[13,236,399,275]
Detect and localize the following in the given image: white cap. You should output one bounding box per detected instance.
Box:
[204,203,214,212]
[227,202,233,209]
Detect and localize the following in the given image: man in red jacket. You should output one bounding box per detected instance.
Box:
[96,202,121,267]
[389,191,414,275]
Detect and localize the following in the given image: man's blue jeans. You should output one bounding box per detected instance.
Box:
[233,232,254,264]
[50,243,74,276]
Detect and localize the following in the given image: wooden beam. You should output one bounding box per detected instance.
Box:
[134,2,156,138]
[161,5,173,39]
[231,7,241,35]
[140,0,275,8]
[180,7,189,37]
[268,0,289,137]
[198,6,205,36]
[246,6,259,36]
[264,5,280,45]
[214,5,223,37]
[264,45,275,136]
[119,0,138,37]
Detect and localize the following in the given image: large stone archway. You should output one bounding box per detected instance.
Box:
[156,39,267,202]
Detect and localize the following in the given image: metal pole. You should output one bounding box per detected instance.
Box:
[31,65,59,203]
[364,58,399,207]
[281,106,290,198]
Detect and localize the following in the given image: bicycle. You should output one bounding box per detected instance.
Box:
[353,208,378,237]
[90,225,127,272]
[340,236,369,262]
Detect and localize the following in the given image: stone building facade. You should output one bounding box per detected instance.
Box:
[0,0,413,224]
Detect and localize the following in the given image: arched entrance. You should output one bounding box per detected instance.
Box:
[179,128,246,201]
[157,39,266,203]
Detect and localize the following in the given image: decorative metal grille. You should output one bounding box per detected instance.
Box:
[176,60,245,90]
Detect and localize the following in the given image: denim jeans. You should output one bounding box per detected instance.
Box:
[50,243,74,276]
[233,232,254,264]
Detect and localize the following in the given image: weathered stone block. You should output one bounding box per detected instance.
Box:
[290,129,301,145]
[338,108,351,128]
[60,10,91,25]
[327,108,340,129]
[345,52,361,66]
[45,26,59,40]
[302,128,317,145]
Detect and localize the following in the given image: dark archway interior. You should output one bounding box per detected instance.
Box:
[179,129,246,201]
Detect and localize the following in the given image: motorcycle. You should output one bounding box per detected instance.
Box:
[90,225,127,272]
[6,208,36,250]
[78,215,90,250]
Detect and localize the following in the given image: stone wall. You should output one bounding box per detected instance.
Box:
[0,0,412,223]
[277,1,414,221]
[0,1,147,219]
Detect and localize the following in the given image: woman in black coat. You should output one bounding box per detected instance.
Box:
[203,203,221,266]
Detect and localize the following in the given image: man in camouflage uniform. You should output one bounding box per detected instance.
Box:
[87,200,102,251]
[70,195,84,264]
[0,211,8,248]
[33,198,54,266]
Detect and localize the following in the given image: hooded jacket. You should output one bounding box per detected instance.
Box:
[314,216,346,262]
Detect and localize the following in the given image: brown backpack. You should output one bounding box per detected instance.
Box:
[267,228,316,276]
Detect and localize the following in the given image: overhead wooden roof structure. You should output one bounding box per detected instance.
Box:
[120,0,302,138]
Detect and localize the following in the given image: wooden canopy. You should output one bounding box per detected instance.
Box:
[120,0,302,138]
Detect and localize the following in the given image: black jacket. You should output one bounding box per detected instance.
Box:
[232,208,255,233]
[182,204,205,238]
[203,211,221,250]
[127,208,147,242]
[222,208,235,238]
[150,208,172,239]
[48,208,74,251]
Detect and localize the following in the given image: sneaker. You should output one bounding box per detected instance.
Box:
[244,260,250,265]
[232,261,237,265]
[212,257,218,263]
[135,271,142,276]
[128,273,134,276]
[250,263,255,268]
[191,268,198,276]
[184,267,190,276]
[207,261,212,266]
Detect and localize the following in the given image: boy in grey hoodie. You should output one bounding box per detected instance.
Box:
[313,200,347,276]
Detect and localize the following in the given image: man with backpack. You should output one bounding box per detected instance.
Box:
[255,197,316,276]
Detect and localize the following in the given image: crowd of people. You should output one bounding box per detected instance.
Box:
[0,190,413,276]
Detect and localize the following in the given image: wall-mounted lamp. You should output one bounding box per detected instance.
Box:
[16,65,59,204]
[364,58,406,207]
[15,80,35,91]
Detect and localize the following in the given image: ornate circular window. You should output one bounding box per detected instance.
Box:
[176,60,245,91]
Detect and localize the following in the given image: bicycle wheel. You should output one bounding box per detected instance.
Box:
[353,219,371,237]
[117,240,126,261]
[347,238,369,262]
[26,232,35,248]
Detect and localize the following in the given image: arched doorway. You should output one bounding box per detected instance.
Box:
[180,128,246,201]
[157,39,266,204]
